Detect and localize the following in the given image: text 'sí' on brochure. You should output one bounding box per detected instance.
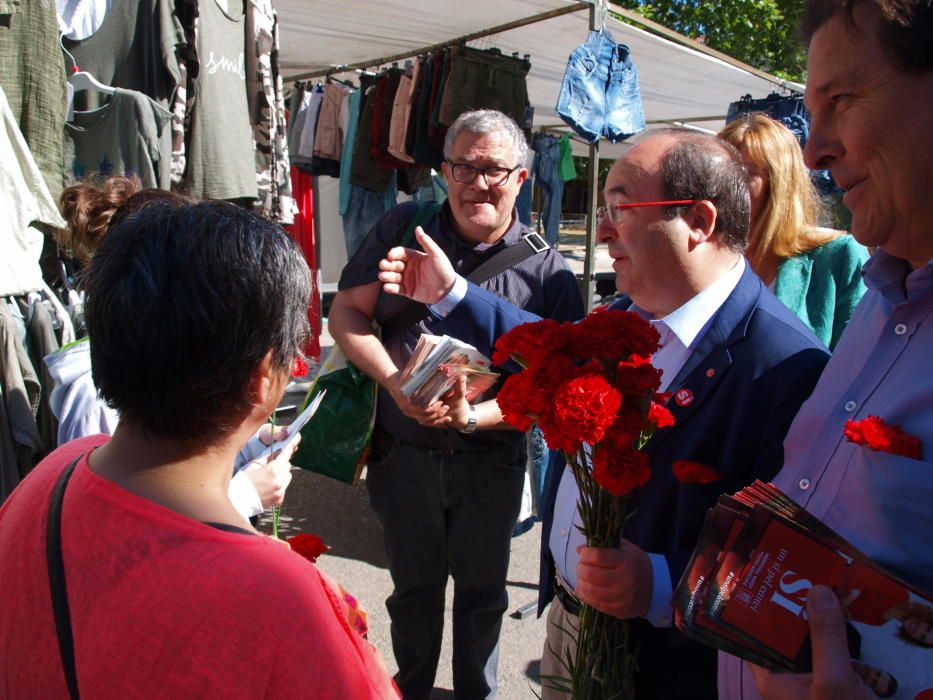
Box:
[672,482,933,698]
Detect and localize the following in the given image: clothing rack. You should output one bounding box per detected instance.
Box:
[284,2,590,82]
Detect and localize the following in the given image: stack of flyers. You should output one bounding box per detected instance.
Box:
[672,481,933,698]
[400,334,499,409]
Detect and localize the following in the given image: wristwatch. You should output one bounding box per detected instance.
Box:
[459,405,478,434]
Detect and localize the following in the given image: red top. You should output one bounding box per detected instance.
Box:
[0,436,398,699]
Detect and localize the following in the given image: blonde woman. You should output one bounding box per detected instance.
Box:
[719,112,868,349]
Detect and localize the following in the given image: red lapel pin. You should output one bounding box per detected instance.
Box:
[674,388,694,407]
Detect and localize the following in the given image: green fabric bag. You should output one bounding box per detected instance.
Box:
[291,202,442,484]
[291,345,376,484]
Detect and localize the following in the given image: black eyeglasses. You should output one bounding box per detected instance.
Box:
[445,161,521,186]
[595,199,698,225]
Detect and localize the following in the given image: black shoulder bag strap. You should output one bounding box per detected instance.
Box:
[47,456,82,700]
[382,204,551,336]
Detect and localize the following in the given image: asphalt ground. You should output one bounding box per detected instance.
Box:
[257,470,548,699]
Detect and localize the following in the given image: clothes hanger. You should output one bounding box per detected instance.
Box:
[60,34,116,96]
[69,67,116,95]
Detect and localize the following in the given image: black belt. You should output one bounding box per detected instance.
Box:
[553,575,581,616]
[375,427,492,457]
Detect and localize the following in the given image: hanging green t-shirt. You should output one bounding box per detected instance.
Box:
[185,0,258,200]
[64,88,173,190]
[0,0,68,197]
[64,0,183,108]
[558,134,577,182]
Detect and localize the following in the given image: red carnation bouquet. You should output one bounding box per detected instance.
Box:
[494,309,673,699]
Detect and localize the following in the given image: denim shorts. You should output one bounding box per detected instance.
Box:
[556,29,646,144]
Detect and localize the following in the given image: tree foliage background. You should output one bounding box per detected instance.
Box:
[611,0,807,82]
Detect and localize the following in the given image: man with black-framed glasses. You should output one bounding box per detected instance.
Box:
[375,127,829,698]
[329,109,583,700]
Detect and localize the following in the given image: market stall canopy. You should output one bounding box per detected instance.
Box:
[274,0,803,157]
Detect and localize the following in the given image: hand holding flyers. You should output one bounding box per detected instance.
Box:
[267,389,327,455]
[672,481,933,699]
[751,586,874,700]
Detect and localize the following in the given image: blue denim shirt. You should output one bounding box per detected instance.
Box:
[719,250,933,699]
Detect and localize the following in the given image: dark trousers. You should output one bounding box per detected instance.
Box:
[366,438,526,700]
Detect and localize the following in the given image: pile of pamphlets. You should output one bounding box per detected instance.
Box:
[400,334,499,409]
[672,481,933,697]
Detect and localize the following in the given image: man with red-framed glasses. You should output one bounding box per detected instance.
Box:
[376,128,829,698]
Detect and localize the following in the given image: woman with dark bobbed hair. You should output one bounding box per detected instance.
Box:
[0,201,398,698]
[46,177,293,517]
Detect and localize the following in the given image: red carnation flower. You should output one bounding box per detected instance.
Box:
[592,431,651,496]
[844,415,921,459]
[672,460,721,484]
[536,411,582,454]
[647,401,675,430]
[615,355,662,396]
[496,367,555,432]
[613,403,649,435]
[493,318,570,369]
[569,310,661,360]
[552,374,622,449]
[287,533,329,563]
[291,356,309,378]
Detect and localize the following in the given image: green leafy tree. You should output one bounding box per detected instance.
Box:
[612,0,807,81]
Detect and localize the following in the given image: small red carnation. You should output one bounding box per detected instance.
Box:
[615,355,662,396]
[493,318,570,369]
[536,412,580,454]
[592,432,651,496]
[496,369,552,432]
[672,460,721,484]
[291,355,309,378]
[287,533,329,563]
[844,415,921,459]
[647,401,675,430]
[569,310,661,360]
[552,374,622,449]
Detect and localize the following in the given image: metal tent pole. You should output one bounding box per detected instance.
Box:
[580,2,601,313]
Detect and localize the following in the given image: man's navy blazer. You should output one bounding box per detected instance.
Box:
[435,264,830,697]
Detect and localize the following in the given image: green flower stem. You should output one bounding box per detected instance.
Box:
[565,442,635,700]
[268,412,280,540]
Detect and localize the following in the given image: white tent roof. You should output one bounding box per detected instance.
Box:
[274,0,802,156]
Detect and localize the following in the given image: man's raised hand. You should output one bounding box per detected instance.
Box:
[378,226,457,305]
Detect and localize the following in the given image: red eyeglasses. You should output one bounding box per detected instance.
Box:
[595,200,698,225]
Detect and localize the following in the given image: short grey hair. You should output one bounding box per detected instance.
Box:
[443,109,529,167]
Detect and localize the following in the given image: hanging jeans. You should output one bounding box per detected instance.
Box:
[556,29,645,144]
[532,134,563,245]
[516,174,534,228]
[343,174,399,258]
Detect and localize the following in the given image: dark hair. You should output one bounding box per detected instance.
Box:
[801,0,933,73]
[84,201,312,441]
[654,128,751,252]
